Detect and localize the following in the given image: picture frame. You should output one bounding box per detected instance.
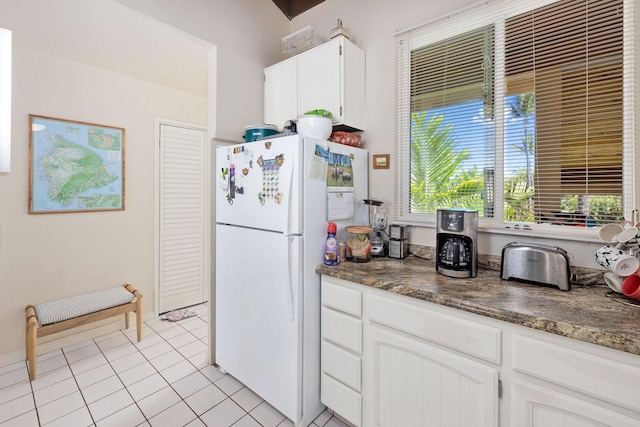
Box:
[372,154,390,169]
[29,115,125,214]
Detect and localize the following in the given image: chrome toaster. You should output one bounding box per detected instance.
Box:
[500,242,572,291]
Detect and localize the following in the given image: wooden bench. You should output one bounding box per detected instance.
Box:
[25,283,142,380]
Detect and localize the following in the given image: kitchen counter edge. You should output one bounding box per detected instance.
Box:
[316,256,640,356]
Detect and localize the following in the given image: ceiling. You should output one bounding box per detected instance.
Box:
[271,0,325,19]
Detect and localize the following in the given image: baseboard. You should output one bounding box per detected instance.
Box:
[0,311,158,367]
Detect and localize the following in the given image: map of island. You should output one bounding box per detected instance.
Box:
[40,136,118,205]
[30,116,124,213]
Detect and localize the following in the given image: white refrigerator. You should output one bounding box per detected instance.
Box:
[215,134,368,426]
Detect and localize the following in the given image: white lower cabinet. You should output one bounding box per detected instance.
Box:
[510,334,640,427]
[511,377,640,427]
[321,276,499,426]
[320,275,640,427]
[367,325,499,427]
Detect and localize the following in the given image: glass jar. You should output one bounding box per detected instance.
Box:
[345,226,373,262]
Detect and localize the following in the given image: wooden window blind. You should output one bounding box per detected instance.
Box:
[505,0,626,226]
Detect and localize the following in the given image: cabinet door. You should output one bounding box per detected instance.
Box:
[512,377,640,427]
[298,39,342,121]
[367,326,499,427]
[264,57,297,128]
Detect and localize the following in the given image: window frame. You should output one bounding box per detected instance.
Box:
[394,0,637,241]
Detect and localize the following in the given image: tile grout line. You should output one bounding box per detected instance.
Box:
[97,329,153,426]
[147,318,218,426]
[116,319,205,425]
[144,314,251,426]
[41,344,96,427]
[27,359,41,427]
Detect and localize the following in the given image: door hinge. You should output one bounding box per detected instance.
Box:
[498,379,503,398]
[340,106,343,116]
[339,45,342,56]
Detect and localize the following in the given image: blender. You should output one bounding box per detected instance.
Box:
[363,199,387,257]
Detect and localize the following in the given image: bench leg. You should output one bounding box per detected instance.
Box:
[27,324,37,380]
[136,297,142,342]
[25,306,38,381]
[123,283,143,342]
[124,312,130,330]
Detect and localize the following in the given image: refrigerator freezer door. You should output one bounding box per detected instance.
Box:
[215,223,302,422]
[216,135,302,235]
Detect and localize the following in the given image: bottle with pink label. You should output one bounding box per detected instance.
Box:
[324,222,339,265]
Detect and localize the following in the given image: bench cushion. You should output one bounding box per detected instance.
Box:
[34,287,135,326]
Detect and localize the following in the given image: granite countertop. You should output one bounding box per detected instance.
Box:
[316,251,640,356]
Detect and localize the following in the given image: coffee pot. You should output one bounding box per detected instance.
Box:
[440,239,470,267]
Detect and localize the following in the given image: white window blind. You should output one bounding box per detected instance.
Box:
[409,26,495,216]
[395,0,636,237]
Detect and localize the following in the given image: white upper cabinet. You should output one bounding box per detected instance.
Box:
[264,56,297,129]
[297,40,342,123]
[264,36,366,131]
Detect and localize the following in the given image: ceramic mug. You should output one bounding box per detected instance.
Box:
[622,273,640,299]
[595,245,640,277]
[599,223,624,243]
[617,226,639,244]
[603,272,624,293]
[616,226,639,255]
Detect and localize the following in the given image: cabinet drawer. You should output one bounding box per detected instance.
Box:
[321,373,361,427]
[513,335,640,413]
[322,340,361,392]
[322,306,362,354]
[369,294,501,364]
[322,278,362,317]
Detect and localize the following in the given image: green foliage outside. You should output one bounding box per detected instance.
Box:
[410,112,485,214]
[504,93,535,222]
[561,195,623,225]
[504,169,534,222]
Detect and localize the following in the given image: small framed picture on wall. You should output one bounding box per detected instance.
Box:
[372,154,390,169]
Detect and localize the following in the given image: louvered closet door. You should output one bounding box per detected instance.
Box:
[158,123,209,314]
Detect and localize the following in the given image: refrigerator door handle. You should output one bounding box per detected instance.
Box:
[284,162,294,235]
[285,236,295,321]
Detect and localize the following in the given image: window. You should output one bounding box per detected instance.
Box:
[395,0,635,236]
[0,27,11,174]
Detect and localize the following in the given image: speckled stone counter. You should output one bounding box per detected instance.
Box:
[316,251,640,356]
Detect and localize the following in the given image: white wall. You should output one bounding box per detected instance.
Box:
[114,0,291,142]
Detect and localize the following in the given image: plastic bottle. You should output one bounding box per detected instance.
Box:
[324,222,340,265]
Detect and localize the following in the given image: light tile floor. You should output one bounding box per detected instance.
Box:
[0,303,347,427]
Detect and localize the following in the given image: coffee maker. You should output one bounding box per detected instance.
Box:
[436,209,478,278]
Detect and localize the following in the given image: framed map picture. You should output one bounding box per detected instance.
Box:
[29,115,125,214]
